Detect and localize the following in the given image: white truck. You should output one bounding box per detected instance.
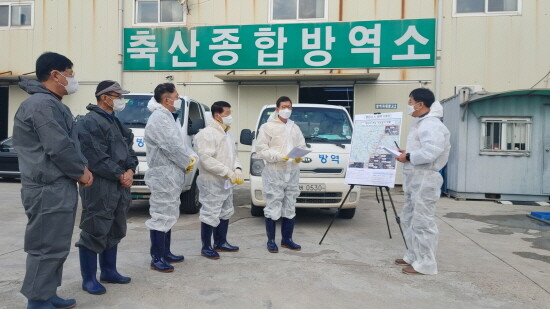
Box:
[116,93,212,214]
[240,104,361,219]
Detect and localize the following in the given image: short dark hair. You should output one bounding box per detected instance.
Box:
[276,96,292,108]
[36,52,73,82]
[154,83,176,103]
[211,101,231,117]
[409,88,435,108]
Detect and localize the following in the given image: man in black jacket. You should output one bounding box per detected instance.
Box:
[75,80,138,295]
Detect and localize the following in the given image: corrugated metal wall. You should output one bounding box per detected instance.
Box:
[444,94,550,200]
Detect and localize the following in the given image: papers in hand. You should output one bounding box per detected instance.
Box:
[380,146,401,157]
[224,179,237,189]
[286,147,311,159]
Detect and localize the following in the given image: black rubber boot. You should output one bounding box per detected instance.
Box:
[214,219,239,252]
[281,217,301,250]
[164,230,184,263]
[48,295,76,309]
[265,218,278,253]
[27,300,55,309]
[201,223,220,259]
[99,245,131,284]
[149,230,174,273]
[79,247,106,295]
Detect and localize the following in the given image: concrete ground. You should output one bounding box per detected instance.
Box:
[0,179,549,309]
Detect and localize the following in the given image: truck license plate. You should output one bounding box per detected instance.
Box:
[299,184,326,192]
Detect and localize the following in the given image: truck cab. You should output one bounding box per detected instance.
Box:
[240,104,361,219]
[116,93,212,214]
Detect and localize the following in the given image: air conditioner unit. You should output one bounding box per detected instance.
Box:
[455,85,483,94]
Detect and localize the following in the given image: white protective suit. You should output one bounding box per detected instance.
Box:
[144,99,197,232]
[194,121,242,227]
[401,100,451,275]
[256,115,307,220]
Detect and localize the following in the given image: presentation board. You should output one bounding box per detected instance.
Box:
[345,112,403,187]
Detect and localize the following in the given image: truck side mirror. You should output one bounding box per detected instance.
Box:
[188,118,205,135]
[240,129,254,145]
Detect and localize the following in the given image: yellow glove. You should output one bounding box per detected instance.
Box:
[294,157,302,163]
[280,155,289,162]
[228,170,239,184]
[185,157,196,174]
[234,169,244,184]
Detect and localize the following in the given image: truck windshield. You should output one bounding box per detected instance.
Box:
[258,107,353,143]
[116,95,182,128]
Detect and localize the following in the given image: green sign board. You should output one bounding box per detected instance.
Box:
[123,19,435,71]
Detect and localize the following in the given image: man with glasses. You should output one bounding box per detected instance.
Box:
[14,52,92,308]
[75,80,138,294]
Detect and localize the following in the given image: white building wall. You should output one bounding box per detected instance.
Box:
[440,0,550,96]
[2,0,549,177]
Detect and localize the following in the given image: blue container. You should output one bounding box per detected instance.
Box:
[530,212,550,220]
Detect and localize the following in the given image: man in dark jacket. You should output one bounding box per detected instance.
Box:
[13,52,93,309]
[75,80,138,295]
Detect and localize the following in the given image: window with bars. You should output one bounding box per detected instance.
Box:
[270,0,327,22]
[135,0,185,25]
[480,117,531,155]
[454,0,521,16]
[0,2,33,29]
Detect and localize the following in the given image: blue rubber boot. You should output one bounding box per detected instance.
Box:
[78,247,106,295]
[164,229,184,263]
[201,223,220,259]
[281,217,301,251]
[265,218,278,253]
[99,245,131,284]
[49,295,76,309]
[27,300,55,309]
[214,219,239,252]
[149,230,174,273]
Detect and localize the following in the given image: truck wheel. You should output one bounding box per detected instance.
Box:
[251,203,264,217]
[337,208,356,219]
[180,176,201,214]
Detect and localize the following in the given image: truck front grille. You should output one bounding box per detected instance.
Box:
[300,168,343,174]
[133,174,145,186]
[296,192,342,204]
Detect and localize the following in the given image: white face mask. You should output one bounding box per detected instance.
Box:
[406,104,415,116]
[56,73,79,95]
[112,98,126,112]
[278,108,292,119]
[221,115,232,126]
[172,98,182,111]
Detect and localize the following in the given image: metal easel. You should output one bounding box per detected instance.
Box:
[319,184,408,249]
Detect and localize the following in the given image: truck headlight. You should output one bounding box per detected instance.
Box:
[250,153,265,176]
[254,190,263,200]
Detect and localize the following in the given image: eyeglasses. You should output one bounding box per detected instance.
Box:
[53,70,75,78]
[105,94,123,100]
